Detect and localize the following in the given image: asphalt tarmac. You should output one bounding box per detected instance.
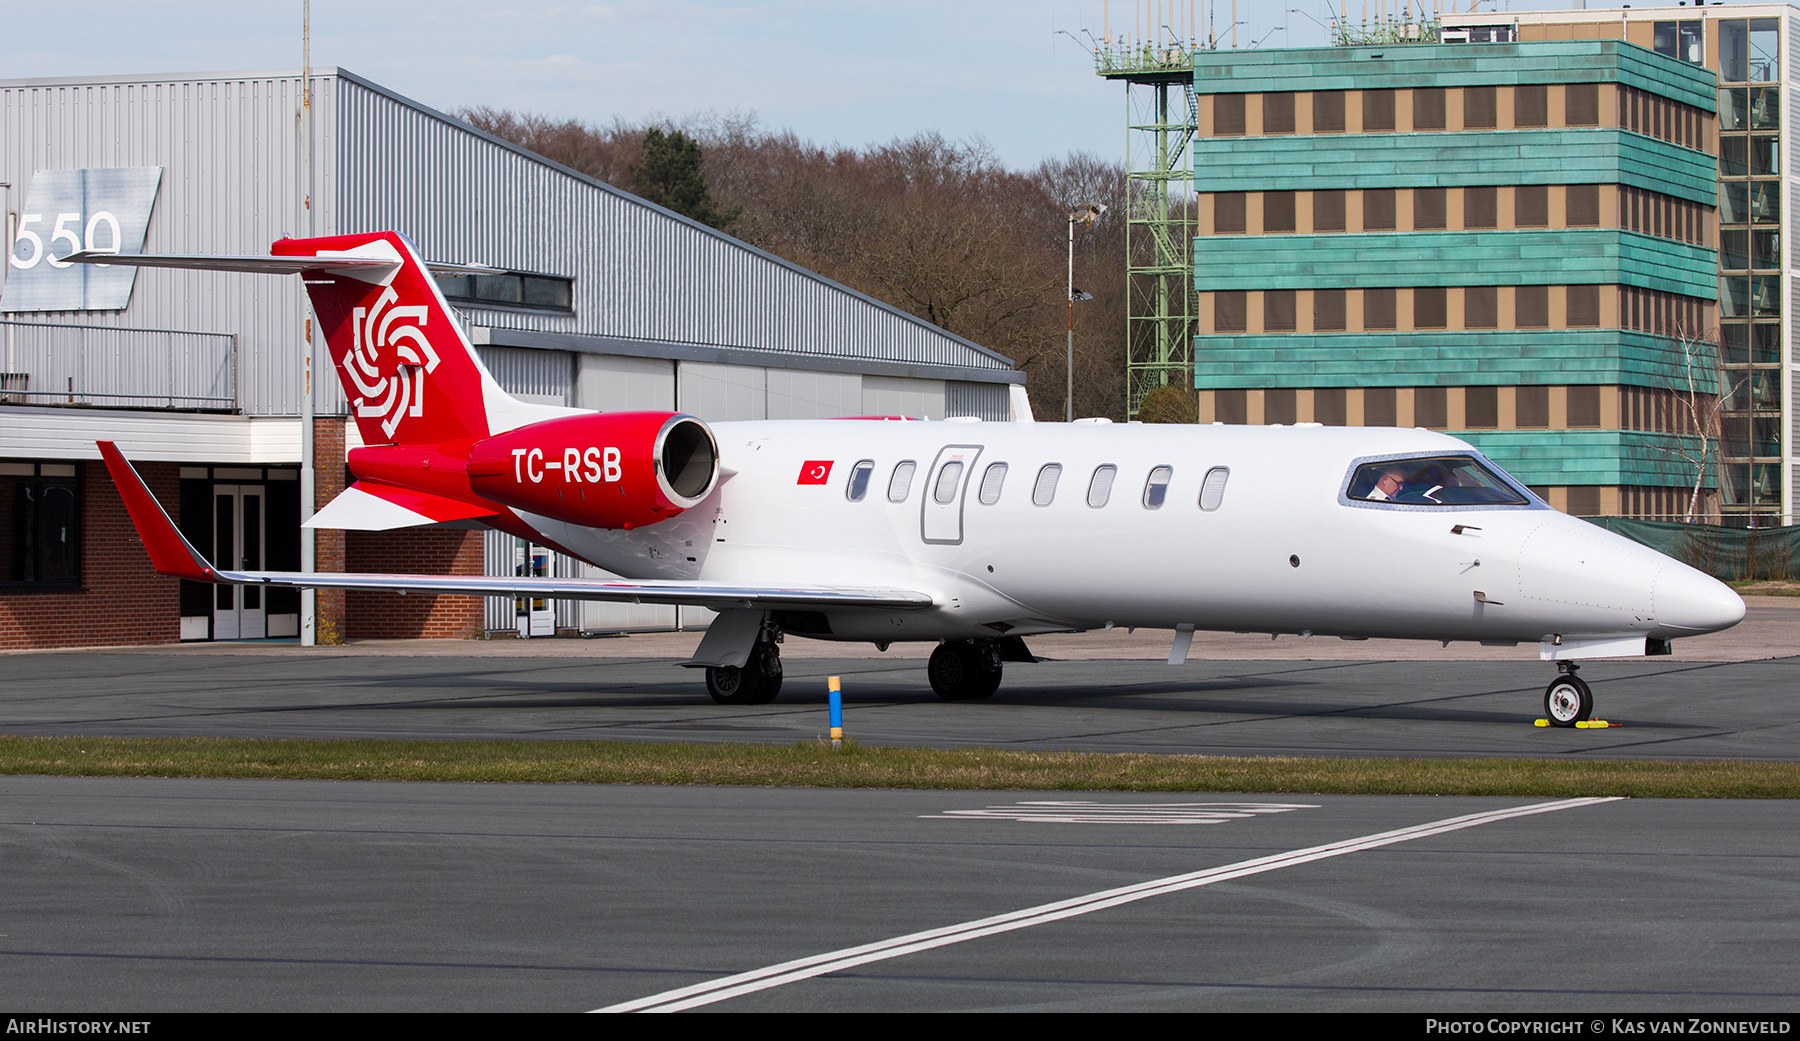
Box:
[1,779,1793,1012]
[2,605,1795,1012]
[1,649,1796,759]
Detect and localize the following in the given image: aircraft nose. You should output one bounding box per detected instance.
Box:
[1653,564,1746,635]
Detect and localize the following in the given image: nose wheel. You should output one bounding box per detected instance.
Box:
[706,638,784,705]
[1543,664,1593,727]
[929,640,1003,700]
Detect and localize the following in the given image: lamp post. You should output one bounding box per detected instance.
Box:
[1066,202,1106,422]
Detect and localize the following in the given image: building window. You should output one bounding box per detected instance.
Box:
[1415,387,1448,429]
[1516,286,1550,328]
[1567,185,1600,227]
[1263,92,1295,134]
[1414,286,1447,329]
[1465,286,1498,329]
[1566,487,1602,517]
[436,271,574,312]
[1314,91,1345,133]
[1265,290,1297,331]
[1314,190,1346,232]
[1,462,80,587]
[1720,19,1780,83]
[1265,388,1297,425]
[1414,188,1447,230]
[1214,192,1247,234]
[1215,292,1247,333]
[1516,185,1549,227]
[1315,289,1347,331]
[1518,386,1550,428]
[1315,388,1347,426]
[1465,187,1497,229]
[1464,86,1497,129]
[1515,85,1548,128]
[1413,88,1446,130]
[1465,386,1499,428]
[1566,83,1600,126]
[1568,386,1601,428]
[1653,21,1704,65]
[1215,94,1246,135]
[1215,389,1247,425]
[1364,387,1397,427]
[1567,285,1600,328]
[1364,189,1397,231]
[1365,288,1397,330]
[1263,192,1296,233]
[1363,89,1395,132]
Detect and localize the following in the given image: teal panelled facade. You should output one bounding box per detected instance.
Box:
[1195,330,1720,391]
[1189,40,1723,506]
[1194,230,1717,296]
[1459,430,1712,489]
[1191,131,1718,204]
[1190,41,1717,110]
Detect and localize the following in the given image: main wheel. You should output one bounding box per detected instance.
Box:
[706,642,784,705]
[1543,675,1593,727]
[706,662,765,705]
[929,641,1002,701]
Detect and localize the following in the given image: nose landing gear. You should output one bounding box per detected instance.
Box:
[1543,662,1593,727]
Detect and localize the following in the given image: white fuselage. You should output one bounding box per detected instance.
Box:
[516,420,1744,647]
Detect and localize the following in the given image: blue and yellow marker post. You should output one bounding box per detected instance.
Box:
[828,675,843,749]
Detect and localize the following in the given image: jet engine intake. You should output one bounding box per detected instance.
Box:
[467,411,719,530]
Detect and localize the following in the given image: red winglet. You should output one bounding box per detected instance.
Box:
[96,441,220,583]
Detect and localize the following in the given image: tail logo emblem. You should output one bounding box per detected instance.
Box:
[344,285,439,438]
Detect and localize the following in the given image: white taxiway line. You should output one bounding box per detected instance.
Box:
[595,796,1622,1013]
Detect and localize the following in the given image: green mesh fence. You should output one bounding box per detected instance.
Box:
[1586,517,1800,582]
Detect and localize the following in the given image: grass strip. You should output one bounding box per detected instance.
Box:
[2,736,1797,798]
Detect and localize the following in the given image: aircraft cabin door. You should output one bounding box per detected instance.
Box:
[921,444,982,545]
[514,539,554,637]
[212,484,266,640]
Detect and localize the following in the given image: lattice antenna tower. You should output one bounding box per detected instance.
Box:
[1095,1,1201,418]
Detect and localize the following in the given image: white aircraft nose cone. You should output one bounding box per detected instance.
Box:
[1653,565,1746,635]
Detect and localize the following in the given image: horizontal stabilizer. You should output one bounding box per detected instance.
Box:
[306,481,498,531]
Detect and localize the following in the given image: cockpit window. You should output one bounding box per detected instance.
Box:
[1347,456,1527,505]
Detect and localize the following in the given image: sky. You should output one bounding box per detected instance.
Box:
[0,2,1749,172]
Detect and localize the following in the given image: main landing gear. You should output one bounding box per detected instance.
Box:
[1543,662,1593,727]
[705,636,783,705]
[928,639,1004,701]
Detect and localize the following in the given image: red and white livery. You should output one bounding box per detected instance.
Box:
[83,232,1745,722]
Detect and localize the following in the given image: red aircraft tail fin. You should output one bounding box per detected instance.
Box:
[272,231,512,447]
[96,441,219,584]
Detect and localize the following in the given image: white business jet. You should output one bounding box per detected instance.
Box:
[80,232,1745,726]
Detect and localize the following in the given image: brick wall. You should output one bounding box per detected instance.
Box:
[0,461,182,650]
[313,417,347,642]
[343,527,485,639]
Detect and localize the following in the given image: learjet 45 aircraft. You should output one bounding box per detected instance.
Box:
[81,231,1745,725]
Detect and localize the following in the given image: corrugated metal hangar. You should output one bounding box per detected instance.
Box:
[0,68,1029,649]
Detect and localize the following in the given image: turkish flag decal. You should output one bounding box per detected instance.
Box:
[797,460,834,485]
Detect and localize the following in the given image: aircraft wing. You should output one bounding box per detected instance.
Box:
[97,441,933,613]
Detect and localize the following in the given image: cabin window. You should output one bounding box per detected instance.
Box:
[933,461,964,504]
[1032,464,1062,506]
[1198,467,1230,511]
[1087,465,1117,508]
[1347,456,1528,505]
[978,462,1008,504]
[845,460,874,501]
[887,461,916,502]
[1142,466,1173,509]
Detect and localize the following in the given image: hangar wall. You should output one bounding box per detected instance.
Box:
[0,67,1026,649]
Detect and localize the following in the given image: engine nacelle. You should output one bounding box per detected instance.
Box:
[466,412,719,530]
